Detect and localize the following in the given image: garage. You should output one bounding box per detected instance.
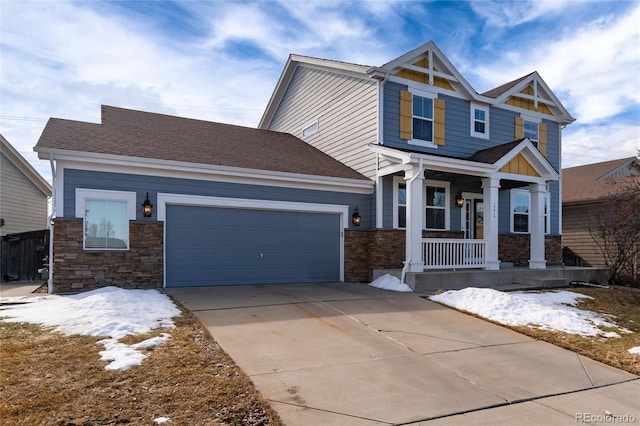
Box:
[165,203,342,286]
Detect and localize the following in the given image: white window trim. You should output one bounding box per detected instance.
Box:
[544,193,551,235]
[393,176,406,229]
[407,87,437,148]
[470,103,490,139]
[393,178,451,230]
[509,189,551,235]
[302,119,319,138]
[521,114,541,143]
[75,188,137,250]
[424,179,450,231]
[510,189,529,234]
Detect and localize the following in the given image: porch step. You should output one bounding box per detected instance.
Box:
[402,267,604,293]
[512,276,570,289]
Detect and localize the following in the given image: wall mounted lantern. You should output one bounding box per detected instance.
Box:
[142,192,153,217]
[455,191,464,208]
[352,207,362,226]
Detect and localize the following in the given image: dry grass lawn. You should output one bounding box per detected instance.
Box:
[0,302,283,426]
[502,286,640,376]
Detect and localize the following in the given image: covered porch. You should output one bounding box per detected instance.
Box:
[370,139,560,276]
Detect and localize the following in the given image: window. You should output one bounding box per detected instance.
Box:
[524,120,538,143]
[393,177,406,228]
[425,183,447,230]
[393,178,449,230]
[302,120,319,137]
[412,95,433,142]
[511,191,529,233]
[470,104,489,139]
[397,181,407,228]
[75,189,136,250]
[510,190,551,234]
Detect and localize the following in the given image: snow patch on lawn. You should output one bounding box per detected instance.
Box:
[429,287,630,339]
[369,274,413,292]
[1,287,180,370]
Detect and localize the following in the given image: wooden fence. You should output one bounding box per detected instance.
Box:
[1,229,49,282]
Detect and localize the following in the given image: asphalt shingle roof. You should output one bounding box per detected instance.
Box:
[36,106,369,181]
[562,157,640,204]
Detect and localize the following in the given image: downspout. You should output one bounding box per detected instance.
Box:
[400,158,424,285]
[47,154,56,294]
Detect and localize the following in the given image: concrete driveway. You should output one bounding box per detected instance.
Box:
[167,283,639,425]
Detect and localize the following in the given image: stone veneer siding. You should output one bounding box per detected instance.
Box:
[345,230,563,282]
[344,230,464,282]
[498,234,562,267]
[52,218,163,293]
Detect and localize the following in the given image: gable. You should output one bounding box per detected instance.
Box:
[483,72,574,124]
[393,57,455,91]
[377,41,476,98]
[499,153,541,177]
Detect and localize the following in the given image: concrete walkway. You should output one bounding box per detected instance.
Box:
[0,281,44,298]
[168,283,639,425]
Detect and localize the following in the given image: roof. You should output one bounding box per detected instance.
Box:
[563,157,640,204]
[260,40,575,129]
[35,106,369,181]
[481,73,534,98]
[466,139,525,164]
[1,133,52,196]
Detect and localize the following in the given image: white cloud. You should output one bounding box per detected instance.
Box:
[470,0,581,28]
[1,0,638,184]
[562,124,640,167]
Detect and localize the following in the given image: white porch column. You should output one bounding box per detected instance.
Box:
[375,175,383,228]
[529,182,547,269]
[405,166,424,272]
[481,177,500,270]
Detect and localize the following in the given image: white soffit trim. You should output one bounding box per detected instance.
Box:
[41,150,374,194]
[369,144,496,176]
[157,193,351,228]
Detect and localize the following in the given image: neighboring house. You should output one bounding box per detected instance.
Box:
[1,134,52,282]
[34,106,373,292]
[1,134,51,236]
[261,41,574,280]
[562,156,640,269]
[35,40,576,293]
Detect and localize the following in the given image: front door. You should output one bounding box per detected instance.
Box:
[463,195,484,239]
[474,200,484,239]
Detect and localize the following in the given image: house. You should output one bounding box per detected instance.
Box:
[562,156,640,270]
[34,106,373,292]
[35,41,576,293]
[1,134,52,281]
[260,41,574,283]
[1,134,51,236]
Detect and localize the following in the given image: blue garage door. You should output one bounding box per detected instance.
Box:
[165,205,341,286]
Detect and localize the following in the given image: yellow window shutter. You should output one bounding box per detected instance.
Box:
[538,122,547,157]
[434,98,445,146]
[515,116,524,139]
[400,90,412,140]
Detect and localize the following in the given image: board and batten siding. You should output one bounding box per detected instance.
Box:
[61,168,373,228]
[267,66,379,179]
[0,152,49,236]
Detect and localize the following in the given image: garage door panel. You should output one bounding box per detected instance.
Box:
[166,205,340,286]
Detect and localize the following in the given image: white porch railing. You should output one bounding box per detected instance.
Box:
[422,238,488,270]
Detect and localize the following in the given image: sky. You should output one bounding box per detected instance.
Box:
[1,0,639,183]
